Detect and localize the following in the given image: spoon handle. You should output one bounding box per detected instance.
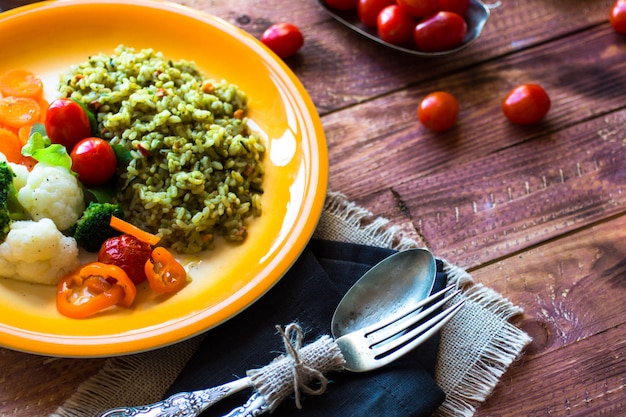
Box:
[222,392,269,417]
[99,377,252,417]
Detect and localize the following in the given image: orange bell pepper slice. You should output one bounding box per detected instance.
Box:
[144,247,188,294]
[56,262,137,319]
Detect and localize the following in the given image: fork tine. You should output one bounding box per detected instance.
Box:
[365,286,460,345]
[361,284,456,337]
[370,299,465,367]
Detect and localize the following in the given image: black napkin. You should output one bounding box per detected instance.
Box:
[164,239,447,416]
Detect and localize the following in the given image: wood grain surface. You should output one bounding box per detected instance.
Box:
[1,0,625,416]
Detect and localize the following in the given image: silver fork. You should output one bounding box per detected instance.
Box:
[100,285,464,417]
[221,285,464,416]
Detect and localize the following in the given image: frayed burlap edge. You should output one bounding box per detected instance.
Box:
[50,336,204,417]
[52,190,531,417]
[433,262,533,417]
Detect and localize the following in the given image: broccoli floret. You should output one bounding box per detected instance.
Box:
[71,202,124,252]
[0,162,29,240]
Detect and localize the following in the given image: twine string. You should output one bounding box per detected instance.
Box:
[276,323,328,409]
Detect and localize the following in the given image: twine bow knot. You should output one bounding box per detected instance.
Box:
[246,322,346,412]
[276,323,328,409]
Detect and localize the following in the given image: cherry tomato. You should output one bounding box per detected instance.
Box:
[417,91,459,132]
[70,137,117,186]
[98,234,153,285]
[437,0,470,17]
[358,0,395,27]
[377,5,416,46]
[610,0,626,35]
[324,0,359,10]
[502,84,551,125]
[260,23,304,59]
[396,0,439,18]
[413,11,467,52]
[44,98,91,150]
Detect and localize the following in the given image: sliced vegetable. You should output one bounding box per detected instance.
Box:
[145,247,188,294]
[0,128,24,162]
[109,215,161,246]
[56,262,135,318]
[0,69,43,99]
[0,96,41,128]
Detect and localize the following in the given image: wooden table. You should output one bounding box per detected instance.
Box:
[2,0,625,415]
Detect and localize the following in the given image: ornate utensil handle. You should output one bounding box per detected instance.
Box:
[100,377,252,417]
[221,392,270,417]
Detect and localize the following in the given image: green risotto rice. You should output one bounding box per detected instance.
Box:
[59,45,265,254]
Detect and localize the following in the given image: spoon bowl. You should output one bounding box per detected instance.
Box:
[317,0,501,57]
[332,248,436,339]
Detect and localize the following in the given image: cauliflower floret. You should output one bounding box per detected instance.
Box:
[0,218,80,285]
[17,163,84,231]
[0,154,29,190]
[8,162,29,191]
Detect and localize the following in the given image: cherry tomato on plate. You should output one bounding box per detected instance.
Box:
[414,11,467,52]
[610,0,626,35]
[417,91,459,132]
[396,0,439,18]
[357,0,395,27]
[437,0,470,17]
[98,234,153,285]
[377,5,415,46]
[502,83,551,125]
[260,23,304,59]
[70,137,117,186]
[44,98,91,150]
[324,0,359,10]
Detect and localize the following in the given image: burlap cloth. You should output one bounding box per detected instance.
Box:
[51,191,531,417]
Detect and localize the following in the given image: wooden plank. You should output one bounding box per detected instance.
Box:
[164,0,617,113]
[469,214,626,415]
[401,109,626,267]
[323,24,626,194]
[0,349,106,416]
[472,214,626,350]
[476,323,626,416]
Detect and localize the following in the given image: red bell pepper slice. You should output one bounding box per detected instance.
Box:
[144,247,188,294]
[56,262,136,318]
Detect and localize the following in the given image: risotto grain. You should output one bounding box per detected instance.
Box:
[59,46,265,254]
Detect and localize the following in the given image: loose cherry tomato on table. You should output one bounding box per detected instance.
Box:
[357,0,395,27]
[377,5,416,46]
[414,11,467,52]
[70,137,117,186]
[44,98,91,150]
[396,0,439,18]
[437,0,470,17]
[417,91,459,132]
[610,0,626,35]
[502,83,551,125]
[324,0,358,10]
[260,23,304,59]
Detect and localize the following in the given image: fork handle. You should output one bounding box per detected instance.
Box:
[222,392,270,417]
[99,377,252,417]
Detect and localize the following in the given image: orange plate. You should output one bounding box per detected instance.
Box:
[0,0,327,357]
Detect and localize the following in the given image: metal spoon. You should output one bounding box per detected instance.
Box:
[100,248,439,417]
[316,0,502,57]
